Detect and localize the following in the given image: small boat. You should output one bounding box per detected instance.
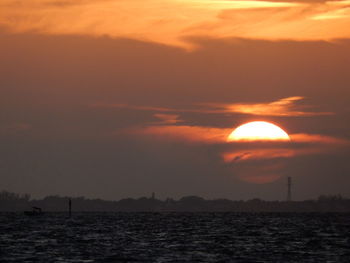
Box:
[24,206,43,216]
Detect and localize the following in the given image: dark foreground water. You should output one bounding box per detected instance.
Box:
[0,213,350,262]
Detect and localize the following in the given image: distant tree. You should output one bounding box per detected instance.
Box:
[247,198,263,203]
[0,190,30,201]
[21,193,31,201]
[318,194,343,202]
[179,196,205,202]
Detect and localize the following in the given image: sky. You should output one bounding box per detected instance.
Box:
[0,0,350,200]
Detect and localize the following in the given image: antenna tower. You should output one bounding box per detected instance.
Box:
[287,177,292,201]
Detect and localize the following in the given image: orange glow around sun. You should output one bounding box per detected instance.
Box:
[227,121,290,142]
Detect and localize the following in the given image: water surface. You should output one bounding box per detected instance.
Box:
[0,212,349,262]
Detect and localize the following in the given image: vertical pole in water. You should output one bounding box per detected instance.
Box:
[287,177,292,202]
[69,198,72,217]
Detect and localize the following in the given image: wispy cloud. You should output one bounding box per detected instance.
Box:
[119,120,349,184]
[100,95,344,182]
[127,123,348,147]
[93,96,332,117]
[311,0,350,20]
[1,0,350,48]
[91,103,174,113]
[201,96,333,116]
[125,125,232,143]
[223,148,296,163]
[153,114,182,124]
[221,131,350,183]
[290,133,350,144]
[103,85,349,185]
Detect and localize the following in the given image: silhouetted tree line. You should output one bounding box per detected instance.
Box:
[1,190,350,212]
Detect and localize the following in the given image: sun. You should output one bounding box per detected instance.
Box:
[227,121,290,142]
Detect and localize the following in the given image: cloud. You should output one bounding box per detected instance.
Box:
[94,96,332,117]
[106,96,346,183]
[153,114,182,124]
[290,133,350,144]
[201,96,333,116]
[91,103,174,113]
[1,0,350,48]
[222,148,296,163]
[125,125,232,143]
[311,0,350,20]
[120,122,349,183]
[224,132,350,161]
[122,123,349,150]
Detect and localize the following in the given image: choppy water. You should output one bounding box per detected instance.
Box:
[0,212,349,262]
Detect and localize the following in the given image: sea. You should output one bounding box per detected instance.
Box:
[0,212,349,262]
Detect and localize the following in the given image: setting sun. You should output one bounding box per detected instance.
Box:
[227,121,290,142]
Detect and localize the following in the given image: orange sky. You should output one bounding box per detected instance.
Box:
[1,0,350,48]
[1,0,350,200]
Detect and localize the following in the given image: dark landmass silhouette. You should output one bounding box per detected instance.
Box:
[1,190,350,212]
